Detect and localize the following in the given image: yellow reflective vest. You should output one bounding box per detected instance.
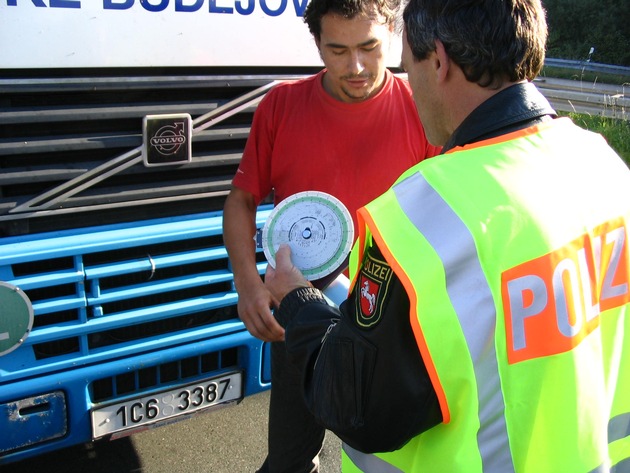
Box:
[345,118,630,472]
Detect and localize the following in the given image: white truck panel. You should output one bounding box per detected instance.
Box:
[0,0,402,68]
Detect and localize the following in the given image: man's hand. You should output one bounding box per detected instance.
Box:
[236,278,285,342]
[264,245,311,305]
[223,186,285,342]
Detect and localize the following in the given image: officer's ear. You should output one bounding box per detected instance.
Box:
[434,39,451,83]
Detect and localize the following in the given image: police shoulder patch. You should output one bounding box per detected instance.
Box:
[355,252,393,328]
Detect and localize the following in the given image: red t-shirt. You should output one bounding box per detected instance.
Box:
[232,69,440,236]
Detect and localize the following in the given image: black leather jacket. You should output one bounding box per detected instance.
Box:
[274,82,557,453]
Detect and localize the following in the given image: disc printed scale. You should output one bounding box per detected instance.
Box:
[262,191,354,281]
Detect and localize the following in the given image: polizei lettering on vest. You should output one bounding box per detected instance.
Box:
[501,218,629,364]
[363,258,392,280]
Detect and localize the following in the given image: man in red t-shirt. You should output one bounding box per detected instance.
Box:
[223,0,440,470]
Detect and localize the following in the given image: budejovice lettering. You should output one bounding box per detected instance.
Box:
[502,217,629,364]
[5,0,309,16]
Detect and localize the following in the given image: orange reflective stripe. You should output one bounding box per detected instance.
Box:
[350,207,370,289]
[360,207,451,424]
[444,119,563,155]
[502,217,629,364]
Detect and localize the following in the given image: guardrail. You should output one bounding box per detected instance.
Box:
[545,58,630,77]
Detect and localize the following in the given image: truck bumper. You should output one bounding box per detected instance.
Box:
[0,330,270,465]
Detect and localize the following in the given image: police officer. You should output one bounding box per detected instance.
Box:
[264,0,630,471]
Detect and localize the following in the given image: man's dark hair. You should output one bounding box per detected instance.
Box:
[304,0,402,40]
[403,0,548,88]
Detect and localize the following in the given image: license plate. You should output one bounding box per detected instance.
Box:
[91,371,242,439]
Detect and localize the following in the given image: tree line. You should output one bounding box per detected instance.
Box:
[544,0,630,66]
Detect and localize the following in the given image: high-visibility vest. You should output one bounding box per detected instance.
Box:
[345,118,630,472]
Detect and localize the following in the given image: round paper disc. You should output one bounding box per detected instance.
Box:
[262,191,354,281]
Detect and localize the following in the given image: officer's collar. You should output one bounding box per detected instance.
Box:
[443,82,557,153]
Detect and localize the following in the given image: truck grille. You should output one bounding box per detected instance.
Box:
[0,68,316,383]
[0,208,271,380]
[0,69,311,237]
[91,349,238,403]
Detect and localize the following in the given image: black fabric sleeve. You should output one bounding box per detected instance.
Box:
[275,244,442,453]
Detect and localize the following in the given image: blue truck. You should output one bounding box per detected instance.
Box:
[0,0,336,464]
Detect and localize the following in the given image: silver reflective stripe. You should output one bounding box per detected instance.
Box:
[609,412,630,443]
[342,443,405,473]
[392,173,515,473]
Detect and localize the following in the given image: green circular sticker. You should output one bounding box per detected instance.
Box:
[0,282,34,357]
[262,191,354,281]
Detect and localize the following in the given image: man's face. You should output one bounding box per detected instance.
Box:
[317,9,392,103]
[401,29,444,146]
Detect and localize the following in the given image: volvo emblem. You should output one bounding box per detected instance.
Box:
[143,113,192,167]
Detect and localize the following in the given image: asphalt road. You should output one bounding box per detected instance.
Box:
[1,389,342,473]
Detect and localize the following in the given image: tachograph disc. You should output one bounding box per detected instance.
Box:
[262,191,354,281]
